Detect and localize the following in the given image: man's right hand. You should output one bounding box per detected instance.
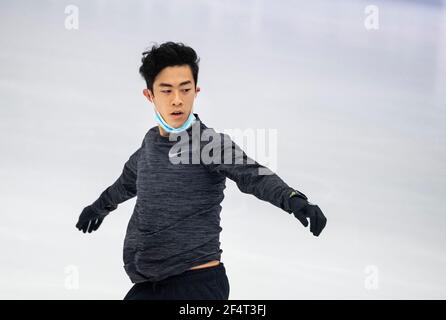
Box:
[76,205,109,233]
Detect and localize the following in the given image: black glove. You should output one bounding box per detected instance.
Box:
[76,203,117,234]
[288,190,327,237]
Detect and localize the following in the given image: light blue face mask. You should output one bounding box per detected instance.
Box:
[154,109,196,134]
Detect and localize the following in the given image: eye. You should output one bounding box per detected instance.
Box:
[182,89,191,93]
[162,90,171,93]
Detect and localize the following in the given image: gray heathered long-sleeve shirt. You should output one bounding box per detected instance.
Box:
[92,113,301,283]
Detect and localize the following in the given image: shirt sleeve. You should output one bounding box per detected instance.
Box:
[201,132,298,213]
[90,145,142,213]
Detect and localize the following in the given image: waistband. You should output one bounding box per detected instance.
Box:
[163,261,226,285]
[145,262,226,292]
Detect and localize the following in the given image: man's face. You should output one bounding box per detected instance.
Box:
[143,65,200,134]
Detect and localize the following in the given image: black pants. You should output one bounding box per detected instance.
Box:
[123,262,230,300]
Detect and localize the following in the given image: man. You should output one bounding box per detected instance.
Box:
[76,41,327,300]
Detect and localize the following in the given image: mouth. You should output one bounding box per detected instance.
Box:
[170,111,184,118]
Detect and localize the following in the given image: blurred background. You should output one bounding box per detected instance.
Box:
[0,0,445,299]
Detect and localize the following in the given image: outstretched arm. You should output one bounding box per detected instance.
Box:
[76,145,142,233]
[202,133,327,236]
[90,147,141,212]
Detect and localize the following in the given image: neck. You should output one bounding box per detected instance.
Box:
[158,125,169,137]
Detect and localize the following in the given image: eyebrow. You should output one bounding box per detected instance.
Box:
[158,81,192,88]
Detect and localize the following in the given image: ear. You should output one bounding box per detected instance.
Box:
[143,88,153,103]
[195,86,200,97]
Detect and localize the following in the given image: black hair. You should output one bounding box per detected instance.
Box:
[139,41,200,95]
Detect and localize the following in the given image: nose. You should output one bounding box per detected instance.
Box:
[172,91,183,106]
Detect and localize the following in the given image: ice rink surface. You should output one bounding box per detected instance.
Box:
[0,0,445,299]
